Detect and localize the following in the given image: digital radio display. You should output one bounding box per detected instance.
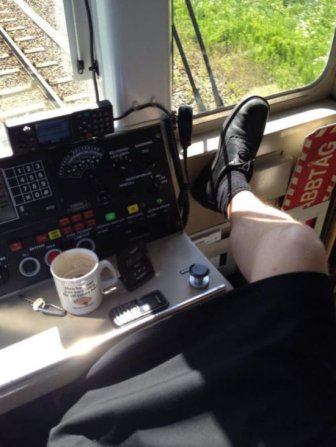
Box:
[0,170,18,225]
[36,118,71,145]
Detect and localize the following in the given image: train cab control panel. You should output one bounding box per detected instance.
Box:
[0,122,182,297]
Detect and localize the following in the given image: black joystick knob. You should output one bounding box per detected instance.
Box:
[188,263,210,290]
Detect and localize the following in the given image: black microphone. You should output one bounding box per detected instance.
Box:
[178,106,193,150]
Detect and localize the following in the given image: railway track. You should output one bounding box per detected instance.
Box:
[0,0,94,121]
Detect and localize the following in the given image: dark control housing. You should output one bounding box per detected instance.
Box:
[0,123,182,297]
[5,100,114,156]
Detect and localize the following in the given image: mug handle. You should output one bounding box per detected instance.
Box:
[99,259,118,295]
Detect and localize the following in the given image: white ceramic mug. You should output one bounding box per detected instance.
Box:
[50,248,118,315]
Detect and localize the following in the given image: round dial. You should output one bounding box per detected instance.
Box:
[59,145,104,178]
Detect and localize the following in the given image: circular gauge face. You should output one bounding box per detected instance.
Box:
[58,146,104,178]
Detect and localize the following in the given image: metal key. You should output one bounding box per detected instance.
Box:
[19,294,66,317]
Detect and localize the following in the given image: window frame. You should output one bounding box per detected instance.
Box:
[70,1,336,133]
[191,31,336,136]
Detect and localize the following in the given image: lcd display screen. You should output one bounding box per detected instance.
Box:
[0,170,18,224]
[36,118,71,145]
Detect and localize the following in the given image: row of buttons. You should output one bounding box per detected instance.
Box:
[79,117,111,128]
[77,110,112,136]
[5,161,44,176]
[8,210,97,254]
[8,201,149,255]
[54,209,97,237]
[18,248,62,277]
[105,200,163,220]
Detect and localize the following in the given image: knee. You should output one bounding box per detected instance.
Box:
[279,223,328,274]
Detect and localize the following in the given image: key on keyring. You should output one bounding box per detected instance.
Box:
[32,297,45,311]
[19,294,66,317]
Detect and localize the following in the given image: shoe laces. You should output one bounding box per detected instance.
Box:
[229,136,254,166]
[228,158,254,172]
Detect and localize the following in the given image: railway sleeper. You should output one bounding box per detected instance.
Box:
[24,47,45,54]
[0,68,20,76]
[63,92,90,103]
[0,84,32,97]
[0,18,16,23]
[0,103,46,121]
[14,35,35,42]
[6,25,25,31]
[49,76,72,85]
[35,61,59,68]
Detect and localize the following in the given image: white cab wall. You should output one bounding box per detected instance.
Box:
[92,0,171,128]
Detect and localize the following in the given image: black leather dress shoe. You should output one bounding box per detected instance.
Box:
[191,95,269,212]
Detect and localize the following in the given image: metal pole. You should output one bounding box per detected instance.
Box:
[173,25,206,112]
[184,0,224,108]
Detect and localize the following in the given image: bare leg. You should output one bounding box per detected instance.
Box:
[228,191,329,283]
[191,96,329,282]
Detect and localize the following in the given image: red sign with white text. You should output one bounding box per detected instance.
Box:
[283,123,336,210]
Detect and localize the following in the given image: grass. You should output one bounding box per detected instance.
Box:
[172,0,336,109]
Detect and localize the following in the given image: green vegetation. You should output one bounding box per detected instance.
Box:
[173,0,336,109]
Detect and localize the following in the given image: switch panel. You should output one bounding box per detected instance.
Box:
[0,123,182,298]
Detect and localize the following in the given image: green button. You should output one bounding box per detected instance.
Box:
[105,211,117,221]
[156,197,163,205]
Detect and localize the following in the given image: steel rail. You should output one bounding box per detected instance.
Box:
[0,25,64,108]
[173,24,206,113]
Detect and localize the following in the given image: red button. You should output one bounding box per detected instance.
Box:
[74,222,85,232]
[61,226,73,236]
[58,217,71,227]
[9,241,23,252]
[85,218,96,227]
[71,214,83,223]
[83,209,94,219]
[46,250,61,265]
[36,234,48,244]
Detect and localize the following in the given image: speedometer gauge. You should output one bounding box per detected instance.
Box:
[58,146,104,178]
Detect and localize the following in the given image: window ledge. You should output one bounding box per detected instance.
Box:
[188,99,336,159]
[1,99,336,161]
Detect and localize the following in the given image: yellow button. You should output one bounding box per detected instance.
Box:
[48,229,62,240]
[127,204,139,214]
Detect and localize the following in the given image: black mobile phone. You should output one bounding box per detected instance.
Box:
[109,290,169,327]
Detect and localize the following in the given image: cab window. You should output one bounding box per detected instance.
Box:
[172,0,336,113]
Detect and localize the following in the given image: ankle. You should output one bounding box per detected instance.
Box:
[216,171,252,218]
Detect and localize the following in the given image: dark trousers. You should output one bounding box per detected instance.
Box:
[48,272,336,447]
